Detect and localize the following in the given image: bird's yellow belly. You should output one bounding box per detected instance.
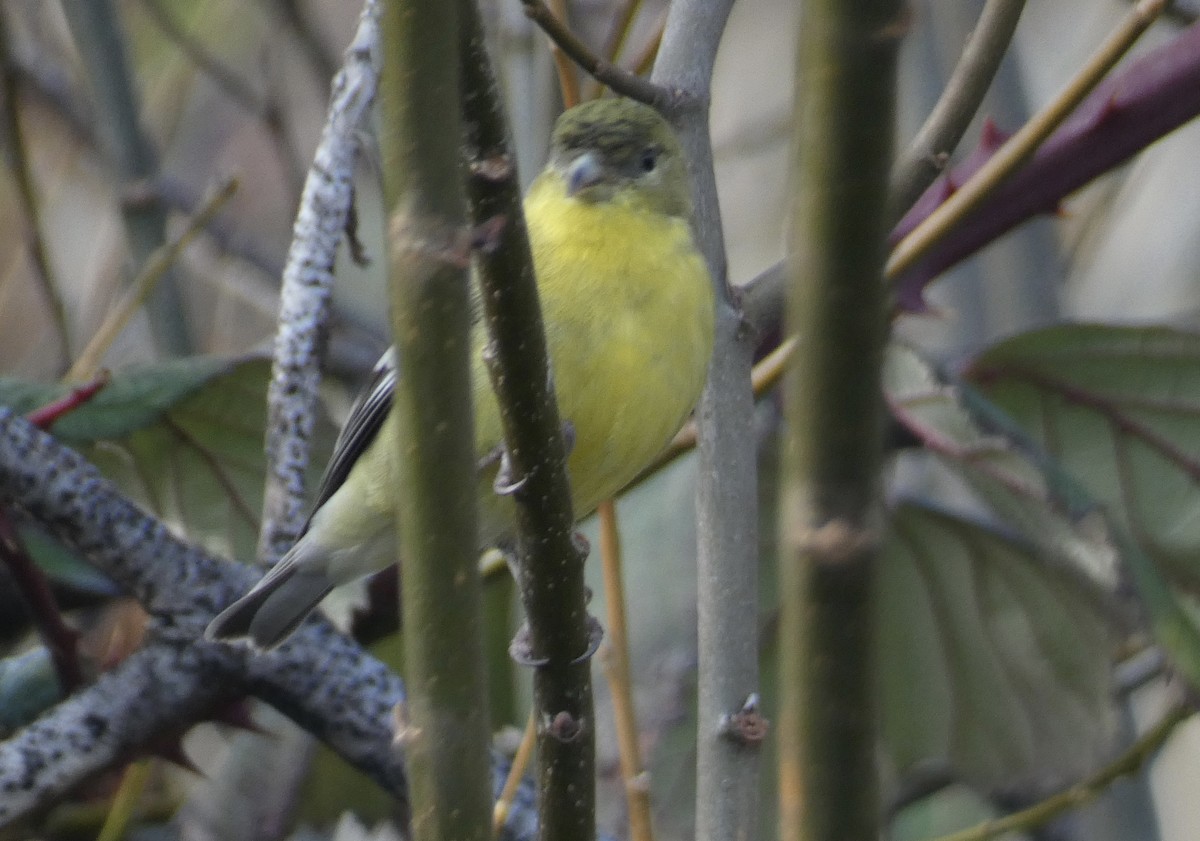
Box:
[510,190,714,522]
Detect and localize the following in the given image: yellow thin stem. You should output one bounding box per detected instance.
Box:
[884,0,1166,281]
[548,0,581,107]
[584,0,643,99]
[96,760,152,841]
[598,499,655,841]
[67,178,238,381]
[629,11,666,78]
[492,712,538,836]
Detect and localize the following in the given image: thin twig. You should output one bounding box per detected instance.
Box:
[27,373,110,429]
[628,14,666,79]
[517,0,670,107]
[0,510,83,692]
[885,0,1168,281]
[257,1,381,565]
[138,0,266,116]
[66,179,239,383]
[268,0,338,85]
[598,500,655,841]
[460,4,596,836]
[492,713,537,836]
[889,0,1028,222]
[96,760,152,841]
[136,0,307,199]
[0,15,71,365]
[651,2,756,840]
[930,702,1195,841]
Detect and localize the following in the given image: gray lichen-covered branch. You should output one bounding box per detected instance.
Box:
[0,409,542,834]
[258,0,381,565]
[0,408,405,820]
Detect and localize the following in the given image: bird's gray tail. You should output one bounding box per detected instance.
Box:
[205,562,333,650]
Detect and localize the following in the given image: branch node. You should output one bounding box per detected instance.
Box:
[718,692,769,745]
[471,214,508,254]
[120,175,160,210]
[469,154,514,184]
[789,518,879,566]
[391,700,423,748]
[388,210,474,271]
[543,710,584,743]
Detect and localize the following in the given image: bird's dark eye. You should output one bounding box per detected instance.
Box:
[639,149,658,173]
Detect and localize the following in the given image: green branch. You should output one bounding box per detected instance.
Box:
[779,0,902,838]
[378,1,492,839]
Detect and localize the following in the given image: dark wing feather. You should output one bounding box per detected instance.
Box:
[306,349,397,520]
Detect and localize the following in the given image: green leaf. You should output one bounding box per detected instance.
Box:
[0,356,233,444]
[0,648,62,736]
[0,356,334,564]
[965,325,1200,585]
[881,343,1132,787]
[880,503,1115,787]
[964,325,1200,688]
[885,342,1121,596]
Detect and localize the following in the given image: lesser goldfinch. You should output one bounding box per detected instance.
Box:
[206,99,715,648]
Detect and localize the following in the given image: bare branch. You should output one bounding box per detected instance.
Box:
[889,0,1028,221]
[0,408,492,831]
[460,6,597,838]
[517,0,671,107]
[651,5,759,841]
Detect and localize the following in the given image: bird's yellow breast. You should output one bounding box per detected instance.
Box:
[471,172,714,536]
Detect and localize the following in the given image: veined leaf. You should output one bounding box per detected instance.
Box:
[880,502,1115,787]
[965,325,1200,585]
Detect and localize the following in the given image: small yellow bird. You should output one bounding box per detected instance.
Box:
[207,98,715,648]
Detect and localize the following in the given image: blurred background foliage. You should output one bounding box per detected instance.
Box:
[1,1,1200,840]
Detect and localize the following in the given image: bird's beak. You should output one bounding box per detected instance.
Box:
[566,152,604,197]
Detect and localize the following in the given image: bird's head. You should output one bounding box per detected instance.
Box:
[547,98,691,219]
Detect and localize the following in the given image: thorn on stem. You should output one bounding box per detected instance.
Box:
[493,446,529,496]
[571,529,590,560]
[345,195,371,267]
[508,623,550,667]
[568,615,605,666]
